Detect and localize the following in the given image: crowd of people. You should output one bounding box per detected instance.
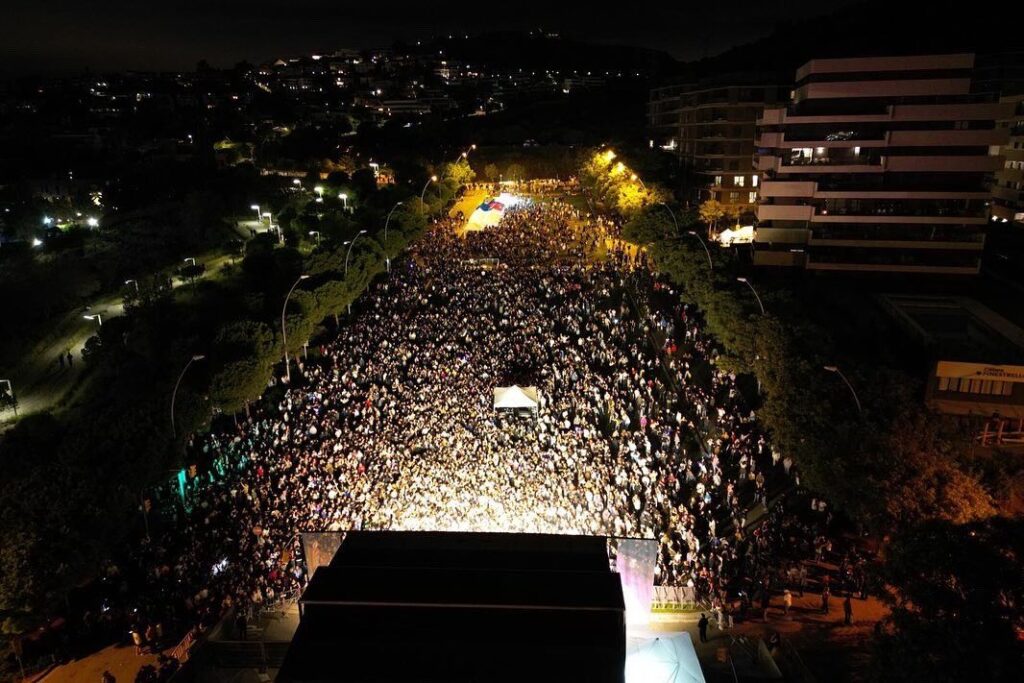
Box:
[105,195,855,655]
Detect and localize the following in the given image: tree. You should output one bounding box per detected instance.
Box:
[482,163,500,183]
[505,163,525,183]
[698,199,726,235]
[873,518,1024,683]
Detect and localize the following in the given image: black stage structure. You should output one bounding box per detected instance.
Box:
[277,531,627,682]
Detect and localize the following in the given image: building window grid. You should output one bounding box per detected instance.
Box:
[937,376,1014,396]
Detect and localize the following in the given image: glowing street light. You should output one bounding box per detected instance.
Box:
[84,313,103,326]
[383,201,403,272]
[292,178,302,187]
[338,192,349,210]
[824,365,863,415]
[42,216,53,226]
[345,230,368,276]
[170,355,205,439]
[125,279,139,293]
[736,277,766,315]
[685,230,714,271]
[281,275,310,383]
[250,204,262,221]
[86,217,99,228]
[309,230,321,245]
[32,238,43,248]
[420,175,438,210]
[183,257,197,267]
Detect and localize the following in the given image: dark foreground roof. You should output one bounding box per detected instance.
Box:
[277,531,626,683]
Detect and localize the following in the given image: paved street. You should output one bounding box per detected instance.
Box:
[1,253,236,429]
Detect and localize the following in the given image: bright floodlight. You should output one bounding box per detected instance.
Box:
[250,204,260,210]
[86,217,99,227]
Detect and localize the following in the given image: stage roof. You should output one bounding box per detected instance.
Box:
[278,531,626,683]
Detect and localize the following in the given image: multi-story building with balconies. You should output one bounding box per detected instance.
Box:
[753,54,1013,275]
[992,94,1024,226]
[649,78,789,220]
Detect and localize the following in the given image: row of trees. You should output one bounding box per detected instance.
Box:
[0,164,466,622]
[582,148,1022,681]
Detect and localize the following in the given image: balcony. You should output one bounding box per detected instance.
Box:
[757,204,814,221]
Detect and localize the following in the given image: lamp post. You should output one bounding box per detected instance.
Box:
[250,204,261,221]
[686,230,714,271]
[420,175,438,211]
[125,279,139,293]
[338,192,349,212]
[384,201,403,273]
[736,277,765,315]
[170,355,205,439]
[0,379,17,417]
[83,313,103,327]
[308,230,321,246]
[659,202,679,235]
[824,365,863,415]
[345,230,368,276]
[280,275,310,383]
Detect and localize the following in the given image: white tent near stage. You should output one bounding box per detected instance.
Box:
[493,385,540,411]
[626,633,706,683]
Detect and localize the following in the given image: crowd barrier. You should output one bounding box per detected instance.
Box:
[651,585,698,612]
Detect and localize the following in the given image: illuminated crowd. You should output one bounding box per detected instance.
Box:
[137,197,811,633]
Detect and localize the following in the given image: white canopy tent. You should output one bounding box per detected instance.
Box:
[493,385,540,411]
[625,633,706,683]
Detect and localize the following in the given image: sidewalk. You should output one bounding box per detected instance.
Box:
[1,252,236,430]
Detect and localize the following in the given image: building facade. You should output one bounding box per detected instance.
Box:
[753,54,1013,274]
[649,80,789,219]
[991,94,1024,226]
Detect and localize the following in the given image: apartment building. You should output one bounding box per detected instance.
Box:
[649,79,789,219]
[992,94,1024,226]
[754,54,1013,274]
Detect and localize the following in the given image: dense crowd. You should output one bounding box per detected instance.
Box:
[106,196,850,653]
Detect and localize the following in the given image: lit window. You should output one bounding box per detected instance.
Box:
[749,192,757,203]
[751,175,759,187]
[714,175,722,186]
[734,175,745,187]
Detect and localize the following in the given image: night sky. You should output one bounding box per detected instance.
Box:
[1,0,865,75]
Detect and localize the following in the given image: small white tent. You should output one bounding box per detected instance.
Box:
[626,633,706,683]
[493,385,540,410]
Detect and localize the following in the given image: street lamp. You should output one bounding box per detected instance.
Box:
[659,202,679,235]
[686,230,714,271]
[170,355,205,439]
[183,257,196,267]
[420,175,438,210]
[281,275,310,384]
[384,201,403,272]
[824,365,863,415]
[308,230,321,246]
[250,204,261,221]
[292,178,302,187]
[345,230,368,276]
[736,277,766,315]
[338,192,349,211]
[0,379,17,417]
[86,217,99,228]
[125,279,139,293]
[83,313,103,326]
